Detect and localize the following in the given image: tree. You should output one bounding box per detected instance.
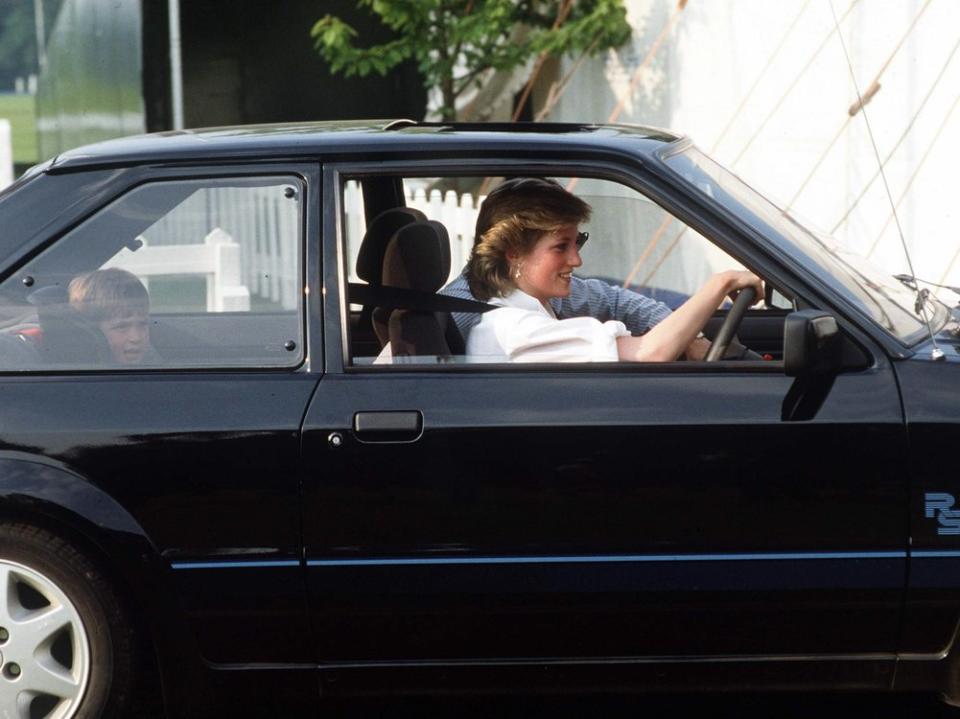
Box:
[311,0,631,122]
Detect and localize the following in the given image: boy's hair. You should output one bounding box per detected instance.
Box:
[68,268,150,321]
[466,177,591,301]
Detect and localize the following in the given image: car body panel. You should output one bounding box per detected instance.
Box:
[0,374,318,662]
[895,354,960,656]
[47,122,680,172]
[302,365,908,664]
[0,160,326,671]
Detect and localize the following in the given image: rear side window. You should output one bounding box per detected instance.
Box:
[0,176,303,370]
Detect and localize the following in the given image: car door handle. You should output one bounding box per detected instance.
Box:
[353,411,423,443]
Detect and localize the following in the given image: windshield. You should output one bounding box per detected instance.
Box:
[659,144,947,345]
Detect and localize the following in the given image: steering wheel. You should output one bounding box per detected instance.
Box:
[704,287,756,362]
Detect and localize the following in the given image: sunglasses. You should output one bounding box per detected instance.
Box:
[576,231,589,249]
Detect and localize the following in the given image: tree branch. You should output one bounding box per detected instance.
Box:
[453,62,497,96]
[512,0,574,121]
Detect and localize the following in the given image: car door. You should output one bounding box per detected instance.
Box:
[0,164,321,666]
[301,162,907,674]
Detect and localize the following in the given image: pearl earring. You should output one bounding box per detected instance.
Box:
[514,262,522,280]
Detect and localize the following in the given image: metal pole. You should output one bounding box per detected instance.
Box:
[32,0,46,73]
[169,0,184,130]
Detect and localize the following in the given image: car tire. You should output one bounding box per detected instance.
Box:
[0,523,137,719]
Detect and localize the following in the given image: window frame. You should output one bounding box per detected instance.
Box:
[323,157,880,375]
[0,162,320,375]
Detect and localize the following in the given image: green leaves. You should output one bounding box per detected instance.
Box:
[310,0,631,120]
[310,16,358,73]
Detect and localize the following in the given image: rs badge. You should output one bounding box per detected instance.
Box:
[925,492,960,535]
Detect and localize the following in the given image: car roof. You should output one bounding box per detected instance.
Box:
[48,121,683,171]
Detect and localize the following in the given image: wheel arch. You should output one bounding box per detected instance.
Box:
[0,451,206,713]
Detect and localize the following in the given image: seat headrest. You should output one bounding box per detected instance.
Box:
[28,285,69,308]
[28,285,73,325]
[28,285,111,364]
[356,207,426,283]
[382,221,451,293]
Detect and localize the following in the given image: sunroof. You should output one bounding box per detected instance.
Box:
[414,122,600,134]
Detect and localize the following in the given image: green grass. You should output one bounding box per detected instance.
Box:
[0,93,37,164]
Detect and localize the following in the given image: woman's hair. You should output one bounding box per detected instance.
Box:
[68,267,150,321]
[467,178,591,300]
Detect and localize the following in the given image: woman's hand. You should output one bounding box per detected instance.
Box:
[616,269,765,363]
[716,270,764,305]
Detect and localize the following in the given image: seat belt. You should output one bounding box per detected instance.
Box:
[348,283,495,314]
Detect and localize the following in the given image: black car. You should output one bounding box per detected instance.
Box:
[0,121,958,718]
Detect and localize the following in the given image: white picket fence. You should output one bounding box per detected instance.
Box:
[0,119,12,191]
[106,228,251,312]
[343,181,482,284]
[128,182,479,312]
[136,185,300,311]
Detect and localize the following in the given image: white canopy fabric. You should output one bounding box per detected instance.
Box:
[539,0,960,302]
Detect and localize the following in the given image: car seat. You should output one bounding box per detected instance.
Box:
[355,206,427,347]
[381,220,461,358]
[28,286,111,365]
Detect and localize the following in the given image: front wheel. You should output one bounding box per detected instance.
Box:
[0,523,136,719]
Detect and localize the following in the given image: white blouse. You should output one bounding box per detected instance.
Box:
[466,290,630,363]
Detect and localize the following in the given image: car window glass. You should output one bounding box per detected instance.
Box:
[661,145,933,343]
[0,177,303,370]
[561,177,744,301]
[341,175,747,367]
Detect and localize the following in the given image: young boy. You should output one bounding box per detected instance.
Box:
[68,268,152,364]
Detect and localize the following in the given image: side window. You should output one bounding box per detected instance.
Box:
[341,175,746,367]
[0,176,303,369]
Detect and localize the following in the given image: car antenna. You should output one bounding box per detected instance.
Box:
[828,0,945,361]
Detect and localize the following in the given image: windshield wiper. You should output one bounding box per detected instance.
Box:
[895,274,960,313]
[894,274,960,295]
[894,275,954,337]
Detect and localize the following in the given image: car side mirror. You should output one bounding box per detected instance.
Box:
[764,283,794,311]
[783,310,841,377]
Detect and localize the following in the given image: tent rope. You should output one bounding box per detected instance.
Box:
[637,0,859,289]
[866,90,960,262]
[730,0,859,167]
[785,0,933,211]
[830,30,960,233]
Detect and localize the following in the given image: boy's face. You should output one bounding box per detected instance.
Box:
[99,311,149,364]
